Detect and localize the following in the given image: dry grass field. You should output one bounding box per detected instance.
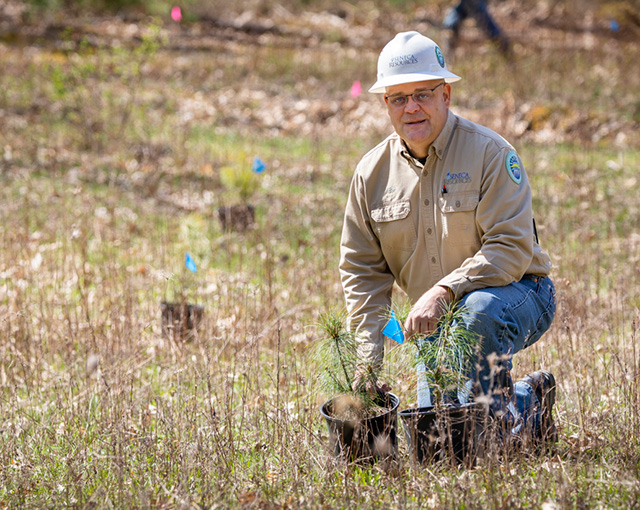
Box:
[1,0,640,507]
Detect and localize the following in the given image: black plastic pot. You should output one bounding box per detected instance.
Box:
[160,301,204,342]
[217,204,255,232]
[399,402,487,466]
[320,392,400,462]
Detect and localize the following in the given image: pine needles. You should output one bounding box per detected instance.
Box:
[313,309,357,395]
[312,308,379,415]
[392,300,480,406]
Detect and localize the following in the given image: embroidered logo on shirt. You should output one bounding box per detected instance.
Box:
[505,151,522,185]
[435,46,445,68]
[444,171,471,184]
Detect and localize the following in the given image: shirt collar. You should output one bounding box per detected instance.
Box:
[430,110,456,160]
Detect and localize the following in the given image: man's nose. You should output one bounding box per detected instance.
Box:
[404,96,421,112]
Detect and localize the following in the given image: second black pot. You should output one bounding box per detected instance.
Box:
[399,402,487,466]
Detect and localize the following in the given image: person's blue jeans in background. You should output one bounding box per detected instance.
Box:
[443,0,503,40]
[442,0,510,55]
[417,275,557,437]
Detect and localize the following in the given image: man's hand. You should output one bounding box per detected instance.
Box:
[404,285,454,338]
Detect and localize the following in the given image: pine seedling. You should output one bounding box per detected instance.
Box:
[220,163,260,203]
[312,308,378,414]
[391,300,480,407]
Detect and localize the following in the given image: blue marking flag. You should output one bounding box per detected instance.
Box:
[252,156,266,174]
[382,311,405,344]
[185,252,197,273]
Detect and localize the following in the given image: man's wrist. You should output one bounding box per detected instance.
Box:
[439,285,455,302]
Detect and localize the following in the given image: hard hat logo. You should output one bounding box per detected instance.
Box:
[435,46,445,68]
[368,31,461,94]
[389,55,419,68]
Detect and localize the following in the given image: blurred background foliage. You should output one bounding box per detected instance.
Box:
[17,0,640,21]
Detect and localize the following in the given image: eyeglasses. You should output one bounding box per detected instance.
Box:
[385,82,445,108]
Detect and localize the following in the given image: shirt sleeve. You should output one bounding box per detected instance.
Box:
[437,147,535,298]
[339,170,395,366]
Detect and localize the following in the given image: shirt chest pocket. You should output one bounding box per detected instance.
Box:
[438,192,480,246]
[371,199,417,253]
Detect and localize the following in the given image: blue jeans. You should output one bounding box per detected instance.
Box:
[417,275,557,434]
[443,0,503,40]
[442,0,501,39]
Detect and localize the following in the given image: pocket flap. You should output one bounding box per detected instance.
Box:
[371,200,410,222]
[438,192,479,213]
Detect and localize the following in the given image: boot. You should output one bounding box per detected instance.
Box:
[520,370,558,444]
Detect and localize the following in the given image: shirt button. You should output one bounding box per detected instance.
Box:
[455,200,461,208]
[424,199,430,206]
[431,257,437,263]
[427,228,432,235]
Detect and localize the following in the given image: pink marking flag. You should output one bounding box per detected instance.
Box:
[350,80,362,98]
[171,6,182,22]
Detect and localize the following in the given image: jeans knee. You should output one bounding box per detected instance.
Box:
[461,289,505,322]
[460,289,517,359]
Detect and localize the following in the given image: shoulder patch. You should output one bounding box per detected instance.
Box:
[505,151,522,185]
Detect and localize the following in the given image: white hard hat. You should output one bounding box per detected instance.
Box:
[369,31,461,94]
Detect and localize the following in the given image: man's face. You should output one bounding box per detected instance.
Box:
[384,79,451,159]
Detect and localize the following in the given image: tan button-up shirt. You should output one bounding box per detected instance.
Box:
[339,111,552,364]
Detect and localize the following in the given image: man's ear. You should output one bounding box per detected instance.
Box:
[443,83,452,106]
